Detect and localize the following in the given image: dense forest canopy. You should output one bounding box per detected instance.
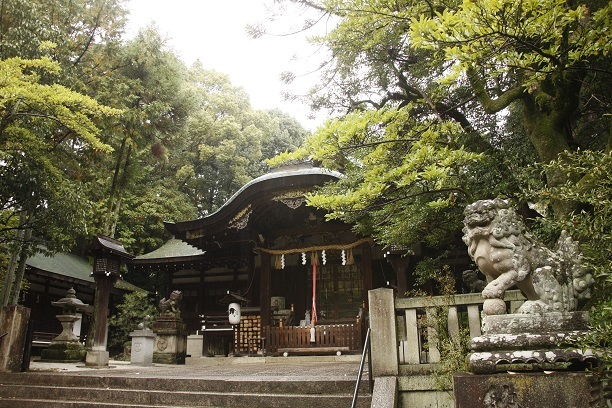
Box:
[0,0,309,302]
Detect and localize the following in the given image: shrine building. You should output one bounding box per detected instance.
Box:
[130,162,401,356]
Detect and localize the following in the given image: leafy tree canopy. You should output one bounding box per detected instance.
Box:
[269,0,611,247]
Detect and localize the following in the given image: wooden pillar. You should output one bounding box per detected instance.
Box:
[361,243,372,310]
[246,254,254,305]
[85,236,133,367]
[259,252,271,346]
[198,269,206,317]
[386,253,410,297]
[91,275,114,351]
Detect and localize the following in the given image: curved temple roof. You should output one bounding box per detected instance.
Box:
[164,163,343,243]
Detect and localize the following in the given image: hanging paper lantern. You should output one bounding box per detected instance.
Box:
[228,303,241,325]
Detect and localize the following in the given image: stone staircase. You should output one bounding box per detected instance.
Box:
[0,371,371,407]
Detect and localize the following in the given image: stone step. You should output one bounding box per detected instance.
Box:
[0,372,366,394]
[0,372,371,408]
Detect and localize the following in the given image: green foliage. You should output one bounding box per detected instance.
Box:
[270,106,507,251]
[168,63,308,216]
[271,0,611,213]
[0,0,310,301]
[411,0,611,89]
[0,56,118,253]
[532,150,612,370]
[409,0,612,208]
[116,182,197,256]
[108,291,158,353]
[0,57,117,152]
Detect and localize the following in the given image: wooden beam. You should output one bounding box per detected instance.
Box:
[361,242,372,311]
[259,252,271,348]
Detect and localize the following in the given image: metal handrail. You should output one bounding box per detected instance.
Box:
[351,327,373,408]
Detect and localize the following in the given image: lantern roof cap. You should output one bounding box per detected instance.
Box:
[87,235,134,259]
[51,287,89,310]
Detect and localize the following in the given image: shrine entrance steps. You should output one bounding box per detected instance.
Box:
[0,358,371,407]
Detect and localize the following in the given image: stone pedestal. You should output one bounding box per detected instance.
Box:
[454,371,604,408]
[186,334,203,359]
[152,313,187,364]
[130,329,155,366]
[469,311,597,374]
[41,314,86,362]
[0,305,30,372]
[457,310,604,407]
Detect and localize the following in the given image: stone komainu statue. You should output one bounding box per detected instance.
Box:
[462,198,594,315]
[159,290,183,315]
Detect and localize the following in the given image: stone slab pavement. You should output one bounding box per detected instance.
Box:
[27,355,366,381]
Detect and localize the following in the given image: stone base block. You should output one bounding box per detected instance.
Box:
[130,330,155,366]
[469,348,599,374]
[85,349,109,367]
[0,305,30,372]
[186,334,203,359]
[454,371,604,408]
[153,332,187,365]
[482,311,590,335]
[41,342,86,362]
[0,305,31,372]
[153,352,186,365]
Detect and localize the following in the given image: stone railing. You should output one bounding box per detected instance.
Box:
[368,288,526,376]
[395,290,525,365]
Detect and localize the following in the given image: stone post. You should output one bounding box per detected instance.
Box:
[130,332,155,366]
[0,305,30,372]
[368,288,398,376]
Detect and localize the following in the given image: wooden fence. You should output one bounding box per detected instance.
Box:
[267,323,362,354]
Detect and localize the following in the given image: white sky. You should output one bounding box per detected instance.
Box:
[124,0,330,131]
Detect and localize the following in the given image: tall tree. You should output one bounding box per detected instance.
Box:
[0,57,119,305]
[410,0,612,214]
[171,63,308,216]
[0,0,127,303]
[88,26,195,238]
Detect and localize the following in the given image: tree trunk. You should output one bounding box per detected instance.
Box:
[103,137,128,236]
[0,213,26,306]
[108,144,133,237]
[0,245,19,307]
[8,225,33,305]
[522,99,576,217]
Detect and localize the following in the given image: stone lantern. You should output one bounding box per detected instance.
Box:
[40,288,89,362]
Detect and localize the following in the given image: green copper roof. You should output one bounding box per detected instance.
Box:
[27,251,92,281]
[26,250,145,293]
[135,238,205,260]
